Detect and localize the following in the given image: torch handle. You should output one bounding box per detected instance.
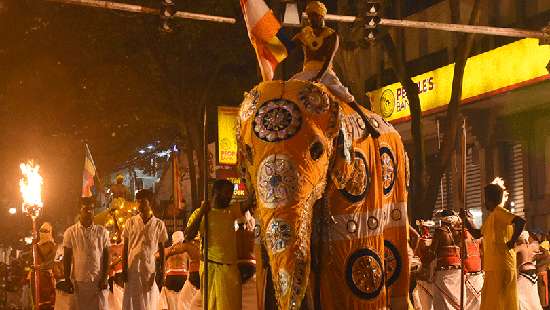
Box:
[32,217,41,309]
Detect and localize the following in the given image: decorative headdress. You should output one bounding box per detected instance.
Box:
[306,1,327,17]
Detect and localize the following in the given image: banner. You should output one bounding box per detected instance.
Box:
[217,106,240,165]
[368,38,550,122]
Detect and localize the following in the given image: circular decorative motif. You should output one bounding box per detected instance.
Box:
[384,240,402,287]
[257,155,299,208]
[380,89,395,119]
[345,248,384,300]
[347,219,358,233]
[339,151,370,203]
[367,216,379,230]
[265,218,293,254]
[390,208,402,221]
[309,140,324,161]
[278,269,290,296]
[240,89,260,121]
[299,84,330,114]
[380,146,397,196]
[253,99,302,142]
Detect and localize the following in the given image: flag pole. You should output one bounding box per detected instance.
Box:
[460,117,467,310]
[202,106,209,310]
[172,151,177,233]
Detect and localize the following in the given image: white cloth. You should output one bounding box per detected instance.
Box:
[518,273,543,310]
[122,215,168,310]
[291,69,355,103]
[465,272,483,310]
[63,223,110,282]
[54,289,76,310]
[413,280,434,310]
[433,269,463,310]
[159,282,198,310]
[74,280,109,310]
[107,283,124,310]
[172,231,184,246]
[242,275,258,310]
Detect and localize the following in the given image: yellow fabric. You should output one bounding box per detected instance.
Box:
[188,204,240,265]
[541,241,549,251]
[200,261,242,310]
[480,270,518,310]
[481,206,516,271]
[305,1,327,17]
[239,80,339,309]
[319,104,387,309]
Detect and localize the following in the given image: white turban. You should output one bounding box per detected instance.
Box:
[172,231,184,245]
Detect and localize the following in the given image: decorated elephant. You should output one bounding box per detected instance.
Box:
[237,80,411,309]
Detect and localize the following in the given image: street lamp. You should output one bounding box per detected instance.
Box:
[19,161,44,309]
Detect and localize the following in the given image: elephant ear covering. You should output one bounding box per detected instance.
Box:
[319,104,411,309]
[238,80,339,310]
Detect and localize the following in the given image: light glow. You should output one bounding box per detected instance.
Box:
[19,161,43,213]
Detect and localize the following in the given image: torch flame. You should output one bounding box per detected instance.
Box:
[19,161,43,210]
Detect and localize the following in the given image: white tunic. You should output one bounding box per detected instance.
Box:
[63,223,110,282]
[63,222,110,310]
[122,215,168,310]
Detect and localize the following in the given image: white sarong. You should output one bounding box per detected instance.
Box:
[74,280,109,310]
[54,289,76,310]
[465,272,483,310]
[107,283,124,310]
[413,280,434,310]
[518,272,543,310]
[122,266,160,310]
[291,69,355,103]
[433,269,463,310]
[159,282,197,310]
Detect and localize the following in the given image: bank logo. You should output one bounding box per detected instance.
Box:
[380,89,395,118]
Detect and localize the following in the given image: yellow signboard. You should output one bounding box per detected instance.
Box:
[369,39,550,122]
[217,106,240,165]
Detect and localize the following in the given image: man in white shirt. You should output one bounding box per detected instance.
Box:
[63,197,111,310]
[122,189,168,310]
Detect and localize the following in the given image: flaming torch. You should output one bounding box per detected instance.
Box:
[19,161,44,309]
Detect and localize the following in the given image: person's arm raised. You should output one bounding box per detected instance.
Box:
[507,216,527,249]
[184,201,210,241]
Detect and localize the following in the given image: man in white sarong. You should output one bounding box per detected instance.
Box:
[63,197,111,310]
[122,189,168,310]
[516,231,543,310]
[429,210,464,310]
[53,244,75,310]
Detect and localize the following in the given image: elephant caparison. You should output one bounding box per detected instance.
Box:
[237,80,411,310]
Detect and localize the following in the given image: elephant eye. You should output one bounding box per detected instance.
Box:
[309,141,324,160]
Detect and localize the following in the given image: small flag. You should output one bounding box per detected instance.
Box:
[82,144,97,198]
[240,0,294,81]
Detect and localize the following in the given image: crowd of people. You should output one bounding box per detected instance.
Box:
[17,179,256,310]
[410,180,550,310]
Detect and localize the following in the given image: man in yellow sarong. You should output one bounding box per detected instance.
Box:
[463,180,526,310]
[185,179,254,310]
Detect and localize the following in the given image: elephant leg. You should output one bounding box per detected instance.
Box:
[264,268,278,310]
